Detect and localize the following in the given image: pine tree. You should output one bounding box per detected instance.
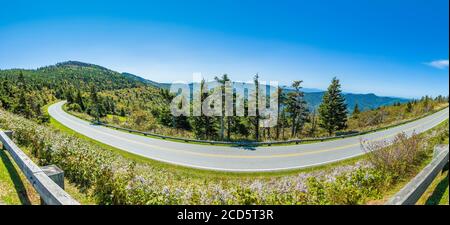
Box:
[14,72,33,118]
[120,108,126,117]
[89,84,101,122]
[190,79,218,140]
[286,80,309,138]
[76,90,86,111]
[406,101,413,113]
[249,74,261,141]
[276,86,287,139]
[214,74,230,140]
[353,103,360,115]
[318,77,348,135]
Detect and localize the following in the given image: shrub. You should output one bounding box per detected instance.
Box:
[67,103,82,112]
[361,132,425,181]
[1,109,447,205]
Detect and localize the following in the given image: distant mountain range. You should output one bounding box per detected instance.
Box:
[123,72,409,112]
[2,61,407,113]
[303,92,409,112]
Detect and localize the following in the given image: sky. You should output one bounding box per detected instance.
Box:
[0,0,448,98]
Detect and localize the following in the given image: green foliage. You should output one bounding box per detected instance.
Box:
[190,79,219,140]
[0,109,448,205]
[285,80,309,138]
[0,61,146,122]
[2,61,448,143]
[318,77,348,135]
[352,103,360,116]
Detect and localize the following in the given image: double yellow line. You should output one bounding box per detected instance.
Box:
[53,103,448,160]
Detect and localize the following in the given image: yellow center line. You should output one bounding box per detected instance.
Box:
[52,103,448,159]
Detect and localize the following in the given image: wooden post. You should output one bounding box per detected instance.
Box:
[40,165,65,205]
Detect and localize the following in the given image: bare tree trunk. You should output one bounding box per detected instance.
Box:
[227,117,231,140]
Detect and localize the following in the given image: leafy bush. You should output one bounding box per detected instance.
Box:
[0,109,448,205]
[361,132,425,180]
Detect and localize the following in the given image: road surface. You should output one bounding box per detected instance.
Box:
[48,101,449,172]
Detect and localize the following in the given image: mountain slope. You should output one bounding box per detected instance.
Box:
[0,61,147,92]
[303,92,409,112]
[154,80,409,112]
[0,61,409,113]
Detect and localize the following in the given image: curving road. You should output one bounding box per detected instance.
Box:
[48,101,449,172]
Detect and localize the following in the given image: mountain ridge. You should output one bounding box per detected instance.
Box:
[2,61,410,112]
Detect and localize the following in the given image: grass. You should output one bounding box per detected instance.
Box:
[363,119,449,205]
[0,135,94,205]
[48,102,369,178]
[2,102,447,205]
[49,101,448,179]
[106,114,127,122]
[416,169,449,205]
[0,103,95,204]
[62,101,449,148]
[0,148,40,205]
[417,131,449,205]
[46,101,450,205]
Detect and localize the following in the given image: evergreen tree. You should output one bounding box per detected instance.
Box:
[190,79,218,140]
[308,109,318,137]
[89,84,101,122]
[405,101,413,113]
[353,103,360,115]
[318,77,348,135]
[14,72,33,118]
[276,86,287,139]
[249,74,261,141]
[214,74,231,140]
[75,90,85,111]
[286,80,309,138]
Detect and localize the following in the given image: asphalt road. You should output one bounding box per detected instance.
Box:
[48,101,449,172]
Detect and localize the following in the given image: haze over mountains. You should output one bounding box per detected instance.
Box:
[3,61,409,112]
[123,71,409,112]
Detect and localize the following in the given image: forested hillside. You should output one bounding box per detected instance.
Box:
[1,61,448,142]
[0,61,150,121]
[303,92,409,112]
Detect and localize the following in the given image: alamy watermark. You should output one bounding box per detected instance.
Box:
[169,73,279,127]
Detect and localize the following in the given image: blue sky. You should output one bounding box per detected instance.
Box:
[0,0,448,98]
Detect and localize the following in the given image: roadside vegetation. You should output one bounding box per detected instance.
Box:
[0,137,93,205]
[64,74,448,142]
[1,61,448,205]
[2,61,448,144]
[0,148,40,205]
[417,170,449,205]
[1,107,447,205]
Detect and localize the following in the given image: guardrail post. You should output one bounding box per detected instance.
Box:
[433,144,447,158]
[3,130,13,139]
[1,131,13,150]
[40,165,65,205]
[434,145,449,173]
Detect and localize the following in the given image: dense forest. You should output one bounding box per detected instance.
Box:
[1,61,448,142]
[0,61,148,122]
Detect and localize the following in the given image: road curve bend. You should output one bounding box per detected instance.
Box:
[48,101,449,172]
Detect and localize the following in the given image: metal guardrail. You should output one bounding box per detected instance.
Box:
[386,145,449,205]
[0,130,79,205]
[93,107,447,146]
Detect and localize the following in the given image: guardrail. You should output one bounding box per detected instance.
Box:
[93,106,447,146]
[0,130,79,205]
[386,145,449,205]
